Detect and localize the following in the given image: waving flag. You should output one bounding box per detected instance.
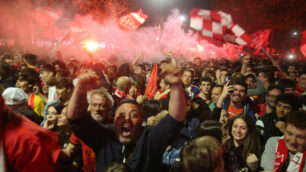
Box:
[249,29,272,53]
[119,9,148,30]
[145,63,158,99]
[190,8,253,46]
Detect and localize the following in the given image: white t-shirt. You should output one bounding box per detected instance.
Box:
[47,86,57,104]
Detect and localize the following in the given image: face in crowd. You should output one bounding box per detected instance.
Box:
[297,74,306,91]
[16,79,31,94]
[245,77,256,89]
[200,81,212,96]
[57,107,68,127]
[159,79,169,92]
[114,103,142,145]
[89,94,110,123]
[211,87,222,104]
[266,88,282,108]
[276,101,292,119]
[128,85,137,98]
[182,70,193,87]
[39,70,54,85]
[230,84,247,105]
[284,124,306,154]
[231,118,248,144]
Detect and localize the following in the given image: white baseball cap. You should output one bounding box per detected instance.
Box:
[2,87,28,105]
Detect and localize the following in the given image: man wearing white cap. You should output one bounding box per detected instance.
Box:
[2,87,41,124]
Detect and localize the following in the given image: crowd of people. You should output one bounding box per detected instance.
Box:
[0,47,306,172]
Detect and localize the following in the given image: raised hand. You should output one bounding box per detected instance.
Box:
[76,71,100,92]
[160,65,181,86]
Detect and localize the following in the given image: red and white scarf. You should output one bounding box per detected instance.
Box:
[273,137,306,172]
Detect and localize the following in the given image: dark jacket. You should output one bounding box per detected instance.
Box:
[69,114,183,172]
[256,112,283,144]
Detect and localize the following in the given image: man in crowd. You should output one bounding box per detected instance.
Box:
[257,85,282,117]
[154,78,170,100]
[68,65,186,171]
[256,94,299,144]
[261,110,306,171]
[278,79,296,95]
[181,69,200,99]
[196,77,215,111]
[16,69,45,117]
[210,84,223,106]
[295,71,306,96]
[2,87,41,124]
[221,79,256,121]
[39,64,57,103]
[60,87,114,172]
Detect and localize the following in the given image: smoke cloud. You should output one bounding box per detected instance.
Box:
[0,0,239,64]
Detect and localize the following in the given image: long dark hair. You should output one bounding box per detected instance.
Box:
[226,113,261,159]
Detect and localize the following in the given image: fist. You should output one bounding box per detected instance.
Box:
[246,153,258,171]
[77,71,100,91]
[276,121,286,133]
[160,65,181,86]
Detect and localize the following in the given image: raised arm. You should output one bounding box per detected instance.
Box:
[67,71,100,120]
[160,65,185,122]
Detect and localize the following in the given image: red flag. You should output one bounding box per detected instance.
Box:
[190,8,253,46]
[145,63,158,99]
[249,29,271,54]
[119,9,148,30]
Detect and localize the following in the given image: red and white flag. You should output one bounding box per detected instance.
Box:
[119,9,148,30]
[190,8,253,46]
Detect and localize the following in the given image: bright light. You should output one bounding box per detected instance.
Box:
[83,41,99,52]
[180,15,186,22]
[292,31,298,36]
[288,54,295,59]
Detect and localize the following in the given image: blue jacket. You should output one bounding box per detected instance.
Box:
[222,96,257,121]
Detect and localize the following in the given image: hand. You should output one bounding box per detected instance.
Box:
[246,153,258,171]
[76,71,100,92]
[44,115,58,130]
[220,81,234,98]
[160,65,181,86]
[276,121,286,133]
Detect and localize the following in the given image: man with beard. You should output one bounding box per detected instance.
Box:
[220,79,256,121]
[256,94,299,144]
[60,87,114,172]
[68,65,185,172]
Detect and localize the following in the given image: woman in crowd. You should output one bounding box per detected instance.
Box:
[223,113,262,172]
[43,103,82,172]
